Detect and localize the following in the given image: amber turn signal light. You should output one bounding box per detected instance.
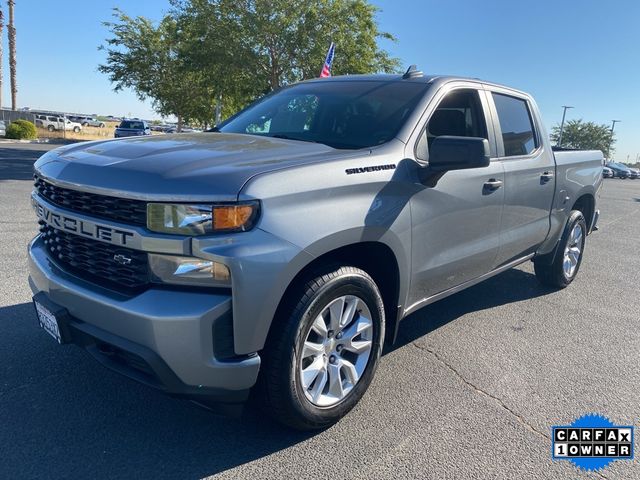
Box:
[213,203,259,232]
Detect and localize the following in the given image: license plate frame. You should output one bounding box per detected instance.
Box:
[32,293,71,344]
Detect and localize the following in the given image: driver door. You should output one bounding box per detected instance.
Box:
[407,86,504,307]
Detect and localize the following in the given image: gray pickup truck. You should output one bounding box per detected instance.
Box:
[29,68,602,430]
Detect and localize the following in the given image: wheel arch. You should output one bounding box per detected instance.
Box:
[264,241,404,353]
[571,193,595,232]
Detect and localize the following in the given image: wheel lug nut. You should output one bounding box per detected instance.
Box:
[327,330,334,338]
[329,355,337,364]
[336,345,343,352]
[336,332,343,339]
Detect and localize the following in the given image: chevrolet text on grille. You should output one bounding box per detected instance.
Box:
[33,198,134,246]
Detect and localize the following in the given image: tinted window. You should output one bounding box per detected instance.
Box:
[492,93,538,156]
[220,81,429,149]
[119,121,144,129]
[416,89,488,161]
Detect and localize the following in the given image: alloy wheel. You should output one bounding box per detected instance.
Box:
[299,295,373,407]
[563,223,583,278]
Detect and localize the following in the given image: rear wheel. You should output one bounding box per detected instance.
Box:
[261,266,385,430]
[73,126,80,133]
[534,210,586,288]
[47,125,55,132]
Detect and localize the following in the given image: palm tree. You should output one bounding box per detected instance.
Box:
[8,0,16,110]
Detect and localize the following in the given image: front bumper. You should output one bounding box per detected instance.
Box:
[28,237,260,404]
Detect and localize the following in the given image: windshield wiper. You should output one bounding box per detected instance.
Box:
[270,134,311,142]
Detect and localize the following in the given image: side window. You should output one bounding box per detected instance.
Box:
[491,93,538,157]
[416,89,488,161]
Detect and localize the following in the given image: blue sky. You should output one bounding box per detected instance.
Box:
[3,0,639,161]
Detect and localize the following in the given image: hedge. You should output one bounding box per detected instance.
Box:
[5,119,37,140]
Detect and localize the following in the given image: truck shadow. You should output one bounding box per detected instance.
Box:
[0,267,553,479]
[386,266,555,352]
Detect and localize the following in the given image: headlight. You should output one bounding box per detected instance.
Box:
[149,254,230,287]
[147,201,259,235]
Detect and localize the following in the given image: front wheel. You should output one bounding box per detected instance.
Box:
[47,125,55,132]
[534,210,587,288]
[261,266,385,430]
[73,126,80,133]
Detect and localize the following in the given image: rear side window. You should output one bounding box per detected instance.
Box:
[492,93,538,157]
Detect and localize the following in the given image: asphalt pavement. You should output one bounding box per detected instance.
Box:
[0,142,638,479]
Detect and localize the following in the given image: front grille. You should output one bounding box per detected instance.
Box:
[34,176,147,227]
[39,223,149,292]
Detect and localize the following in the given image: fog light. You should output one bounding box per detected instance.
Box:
[149,254,230,287]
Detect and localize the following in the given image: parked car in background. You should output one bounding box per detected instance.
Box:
[39,115,82,133]
[606,162,631,179]
[114,119,151,138]
[628,168,640,179]
[602,166,614,178]
[0,120,5,137]
[80,117,106,128]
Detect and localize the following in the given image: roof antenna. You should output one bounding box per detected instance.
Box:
[402,64,423,79]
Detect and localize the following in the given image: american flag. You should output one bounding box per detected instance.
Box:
[320,42,335,78]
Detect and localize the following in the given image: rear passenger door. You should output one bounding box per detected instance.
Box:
[487,89,555,266]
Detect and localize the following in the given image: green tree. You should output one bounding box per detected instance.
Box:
[99,9,217,129]
[174,0,400,90]
[99,1,400,126]
[551,119,615,157]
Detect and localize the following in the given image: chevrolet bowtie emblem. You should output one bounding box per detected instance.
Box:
[113,254,132,266]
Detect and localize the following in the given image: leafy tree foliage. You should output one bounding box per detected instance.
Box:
[99,10,215,128]
[550,119,615,157]
[99,1,399,126]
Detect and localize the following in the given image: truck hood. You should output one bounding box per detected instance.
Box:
[34,133,362,201]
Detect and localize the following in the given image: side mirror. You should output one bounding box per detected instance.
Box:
[428,136,490,171]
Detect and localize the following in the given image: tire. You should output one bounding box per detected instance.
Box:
[261,265,385,430]
[99,123,105,128]
[47,125,55,132]
[534,210,587,288]
[73,127,80,133]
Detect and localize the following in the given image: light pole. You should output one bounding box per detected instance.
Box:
[558,106,573,147]
[609,120,621,159]
[610,120,621,134]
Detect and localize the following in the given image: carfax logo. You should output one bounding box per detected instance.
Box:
[552,414,634,472]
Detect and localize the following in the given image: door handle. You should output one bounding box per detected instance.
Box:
[540,171,554,183]
[483,179,503,190]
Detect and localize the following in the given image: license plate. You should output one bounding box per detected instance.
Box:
[34,300,62,343]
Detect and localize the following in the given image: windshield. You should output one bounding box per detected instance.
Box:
[219,80,429,149]
[119,121,144,129]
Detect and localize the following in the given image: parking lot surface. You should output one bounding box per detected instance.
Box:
[1,143,638,479]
